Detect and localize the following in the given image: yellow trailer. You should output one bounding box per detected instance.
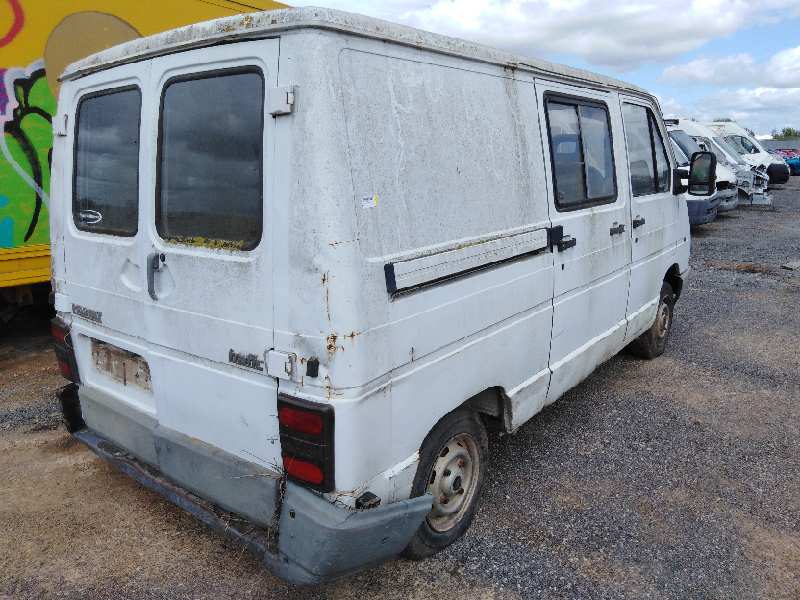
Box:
[0,0,284,316]
[0,244,49,287]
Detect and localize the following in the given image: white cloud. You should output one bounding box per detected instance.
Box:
[656,95,687,119]
[662,46,800,87]
[662,88,800,134]
[310,0,800,70]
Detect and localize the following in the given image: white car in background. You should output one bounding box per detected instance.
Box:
[667,118,765,201]
[706,121,790,185]
[667,121,737,213]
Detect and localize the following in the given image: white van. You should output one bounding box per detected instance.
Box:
[707,121,789,185]
[49,8,716,584]
[665,119,739,212]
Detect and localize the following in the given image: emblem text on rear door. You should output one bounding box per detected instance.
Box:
[228,349,266,372]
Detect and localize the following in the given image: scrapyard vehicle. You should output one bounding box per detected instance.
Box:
[49,7,717,584]
[711,135,769,196]
[707,121,789,185]
[668,132,722,223]
[666,119,739,212]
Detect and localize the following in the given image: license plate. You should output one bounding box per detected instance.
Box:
[91,340,152,392]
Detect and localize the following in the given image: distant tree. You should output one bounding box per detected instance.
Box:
[714,117,733,122]
[773,127,800,140]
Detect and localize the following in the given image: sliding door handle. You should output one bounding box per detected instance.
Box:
[557,236,577,251]
[632,216,646,229]
[609,223,626,236]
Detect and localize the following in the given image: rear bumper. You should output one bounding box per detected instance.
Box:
[62,386,432,585]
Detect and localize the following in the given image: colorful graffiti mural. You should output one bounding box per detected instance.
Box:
[0,0,285,288]
[1,63,54,249]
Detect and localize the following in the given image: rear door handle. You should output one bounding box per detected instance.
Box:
[609,223,626,236]
[147,253,165,301]
[632,216,646,229]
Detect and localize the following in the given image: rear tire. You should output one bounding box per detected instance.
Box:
[403,410,488,560]
[628,281,675,359]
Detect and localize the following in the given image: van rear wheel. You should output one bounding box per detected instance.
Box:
[628,281,675,359]
[403,410,488,559]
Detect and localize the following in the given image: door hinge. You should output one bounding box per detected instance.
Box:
[267,349,297,381]
[268,86,295,117]
[547,225,563,251]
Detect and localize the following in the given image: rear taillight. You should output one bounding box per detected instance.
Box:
[278,405,323,435]
[278,395,334,491]
[51,318,80,384]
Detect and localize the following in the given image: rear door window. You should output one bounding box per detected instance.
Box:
[545,96,617,210]
[157,68,264,251]
[73,87,141,236]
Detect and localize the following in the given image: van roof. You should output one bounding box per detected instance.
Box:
[665,118,716,138]
[62,7,652,99]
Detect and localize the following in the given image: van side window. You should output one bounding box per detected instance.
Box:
[157,68,264,251]
[545,97,616,210]
[622,103,671,196]
[73,87,141,236]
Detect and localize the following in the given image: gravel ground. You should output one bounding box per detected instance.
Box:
[1,182,799,599]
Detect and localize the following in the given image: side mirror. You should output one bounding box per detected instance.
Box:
[687,151,717,196]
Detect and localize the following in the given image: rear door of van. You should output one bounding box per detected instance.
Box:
[58,40,283,472]
[535,81,632,402]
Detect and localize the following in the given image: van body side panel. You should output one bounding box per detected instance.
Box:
[335,43,554,493]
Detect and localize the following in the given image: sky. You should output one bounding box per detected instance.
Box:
[305,0,800,135]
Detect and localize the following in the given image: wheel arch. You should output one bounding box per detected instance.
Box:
[463,386,513,434]
[664,263,684,300]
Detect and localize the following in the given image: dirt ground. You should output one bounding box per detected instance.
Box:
[2,181,799,599]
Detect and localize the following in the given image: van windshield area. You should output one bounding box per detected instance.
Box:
[727,135,759,155]
[670,138,689,166]
[694,136,731,166]
[668,129,702,160]
[713,137,746,165]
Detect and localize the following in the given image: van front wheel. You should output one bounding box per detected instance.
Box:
[403,410,488,559]
[628,281,675,359]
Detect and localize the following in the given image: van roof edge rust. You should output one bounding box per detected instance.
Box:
[60,6,651,98]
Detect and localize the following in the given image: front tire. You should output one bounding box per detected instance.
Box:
[403,410,488,559]
[628,281,675,359]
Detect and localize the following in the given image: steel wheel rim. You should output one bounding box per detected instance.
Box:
[425,433,480,533]
[656,299,671,339]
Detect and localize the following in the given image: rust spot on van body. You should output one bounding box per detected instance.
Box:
[326,334,338,355]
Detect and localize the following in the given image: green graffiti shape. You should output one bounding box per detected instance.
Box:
[0,68,56,249]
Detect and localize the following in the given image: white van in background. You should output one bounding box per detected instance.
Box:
[666,118,741,211]
[49,7,717,584]
[707,121,789,185]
